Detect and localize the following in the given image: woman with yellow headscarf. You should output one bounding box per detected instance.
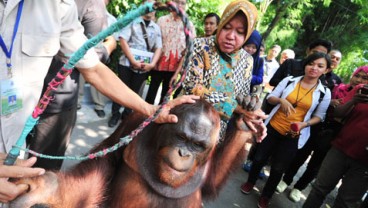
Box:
[181,0,267,141]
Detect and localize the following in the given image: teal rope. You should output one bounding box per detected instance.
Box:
[5,116,39,164]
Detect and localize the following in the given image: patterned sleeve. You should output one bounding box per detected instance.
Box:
[237,53,253,97]
[182,38,205,95]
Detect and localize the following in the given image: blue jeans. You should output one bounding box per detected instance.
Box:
[303,147,368,208]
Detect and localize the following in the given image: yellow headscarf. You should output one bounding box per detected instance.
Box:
[215,0,258,52]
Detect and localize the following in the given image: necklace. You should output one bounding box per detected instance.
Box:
[292,79,318,108]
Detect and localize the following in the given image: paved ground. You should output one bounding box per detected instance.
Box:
[60,84,338,208]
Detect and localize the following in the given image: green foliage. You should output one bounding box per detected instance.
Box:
[258,0,367,80]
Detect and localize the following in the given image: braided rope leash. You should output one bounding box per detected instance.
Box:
[5,1,193,164]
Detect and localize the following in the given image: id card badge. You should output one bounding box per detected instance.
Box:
[1,78,23,115]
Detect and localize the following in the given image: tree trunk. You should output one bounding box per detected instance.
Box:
[261,0,290,41]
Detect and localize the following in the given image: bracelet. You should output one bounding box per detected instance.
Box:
[306,121,311,127]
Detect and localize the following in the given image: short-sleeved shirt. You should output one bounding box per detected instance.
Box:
[118,17,162,67]
[0,0,99,153]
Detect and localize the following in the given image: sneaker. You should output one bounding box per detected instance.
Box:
[257,196,270,208]
[108,113,121,127]
[276,180,288,193]
[240,182,254,194]
[242,160,252,172]
[289,188,302,202]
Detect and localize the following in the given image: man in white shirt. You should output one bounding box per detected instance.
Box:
[263,45,281,93]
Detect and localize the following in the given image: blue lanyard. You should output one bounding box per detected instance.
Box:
[0,0,24,77]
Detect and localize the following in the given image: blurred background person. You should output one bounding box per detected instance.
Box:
[203,12,220,37]
[263,45,281,93]
[279,49,295,65]
[243,30,264,87]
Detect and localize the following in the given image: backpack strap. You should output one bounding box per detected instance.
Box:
[318,86,326,103]
[140,22,151,51]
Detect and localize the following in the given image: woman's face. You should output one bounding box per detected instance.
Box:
[217,13,247,54]
[243,43,257,55]
[304,57,328,79]
[350,71,368,87]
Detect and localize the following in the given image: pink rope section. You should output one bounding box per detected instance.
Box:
[32,67,73,118]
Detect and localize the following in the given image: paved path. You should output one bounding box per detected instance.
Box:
[62,101,337,208]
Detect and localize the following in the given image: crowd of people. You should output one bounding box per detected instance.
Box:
[0,0,366,207]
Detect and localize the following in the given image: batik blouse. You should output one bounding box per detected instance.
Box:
[182,36,253,135]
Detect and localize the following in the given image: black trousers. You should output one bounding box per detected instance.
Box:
[282,124,337,191]
[27,106,77,170]
[145,70,174,105]
[111,65,148,117]
[247,124,299,198]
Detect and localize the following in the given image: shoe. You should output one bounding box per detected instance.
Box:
[240,182,254,194]
[108,113,121,127]
[257,196,270,208]
[242,160,252,172]
[276,180,288,193]
[94,109,106,118]
[259,167,267,179]
[289,188,302,202]
[77,104,81,110]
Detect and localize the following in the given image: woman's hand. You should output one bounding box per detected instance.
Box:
[0,154,45,203]
[290,121,307,132]
[279,98,296,117]
[142,63,155,72]
[153,95,200,123]
[130,60,142,70]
